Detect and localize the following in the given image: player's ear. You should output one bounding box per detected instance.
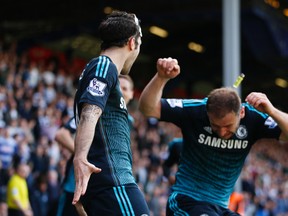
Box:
[127,36,136,50]
[239,106,245,119]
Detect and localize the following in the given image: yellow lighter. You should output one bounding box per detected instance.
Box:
[233,73,245,88]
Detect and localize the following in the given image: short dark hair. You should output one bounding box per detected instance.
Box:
[99,11,142,50]
[206,87,241,118]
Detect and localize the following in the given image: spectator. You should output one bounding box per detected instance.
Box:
[30,174,49,216]
[7,162,33,216]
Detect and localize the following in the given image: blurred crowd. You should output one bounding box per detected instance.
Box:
[0,40,288,216]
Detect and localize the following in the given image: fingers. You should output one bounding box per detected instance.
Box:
[157,57,180,80]
[72,180,87,205]
[245,92,274,115]
[173,64,180,72]
[245,92,266,107]
[72,168,87,204]
[72,175,90,205]
[158,57,178,71]
[72,164,102,205]
[92,166,102,174]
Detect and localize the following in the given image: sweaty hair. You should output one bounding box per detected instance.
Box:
[206,87,241,118]
[99,11,142,50]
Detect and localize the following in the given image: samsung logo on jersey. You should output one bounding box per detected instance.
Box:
[198,134,248,149]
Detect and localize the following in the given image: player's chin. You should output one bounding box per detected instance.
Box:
[219,134,233,140]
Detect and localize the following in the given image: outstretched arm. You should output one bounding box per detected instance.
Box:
[139,57,180,118]
[245,92,288,141]
[72,103,102,205]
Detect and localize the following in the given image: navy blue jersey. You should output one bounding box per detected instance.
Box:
[57,117,77,216]
[74,55,135,191]
[160,98,281,208]
[65,117,77,134]
[165,137,183,167]
[163,138,183,179]
[62,117,76,193]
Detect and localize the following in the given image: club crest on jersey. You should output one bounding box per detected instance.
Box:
[235,125,247,139]
[87,78,106,96]
[264,116,278,129]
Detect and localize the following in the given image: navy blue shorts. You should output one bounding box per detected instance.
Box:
[56,191,79,216]
[166,192,241,216]
[81,183,150,216]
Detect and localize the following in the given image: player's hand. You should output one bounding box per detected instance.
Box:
[72,158,101,205]
[245,92,275,115]
[156,57,180,80]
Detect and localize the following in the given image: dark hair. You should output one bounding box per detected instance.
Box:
[206,87,241,118]
[99,11,141,50]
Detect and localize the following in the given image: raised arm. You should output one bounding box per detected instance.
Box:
[139,57,180,118]
[270,109,288,141]
[245,92,288,141]
[73,103,102,204]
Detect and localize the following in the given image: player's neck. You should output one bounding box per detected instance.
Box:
[101,48,127,74]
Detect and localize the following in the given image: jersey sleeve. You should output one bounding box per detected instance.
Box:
[256,116,281,139]
[160,98,207,128]
[77,56,118,111]
[64,117,77,134]
[160,98,186,127]
[244,103,281,140]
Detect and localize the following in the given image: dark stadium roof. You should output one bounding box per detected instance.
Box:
[1,0,288,110]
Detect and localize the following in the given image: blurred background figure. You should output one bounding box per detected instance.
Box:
[7,162,33,216]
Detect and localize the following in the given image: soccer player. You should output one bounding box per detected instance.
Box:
[72,10,149,215]
[162,137,183,185]
[56,75,135,216]
[55,117,86,216]
[138,57,288,216]
[119,75,135,130]
[162,124,183,186]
